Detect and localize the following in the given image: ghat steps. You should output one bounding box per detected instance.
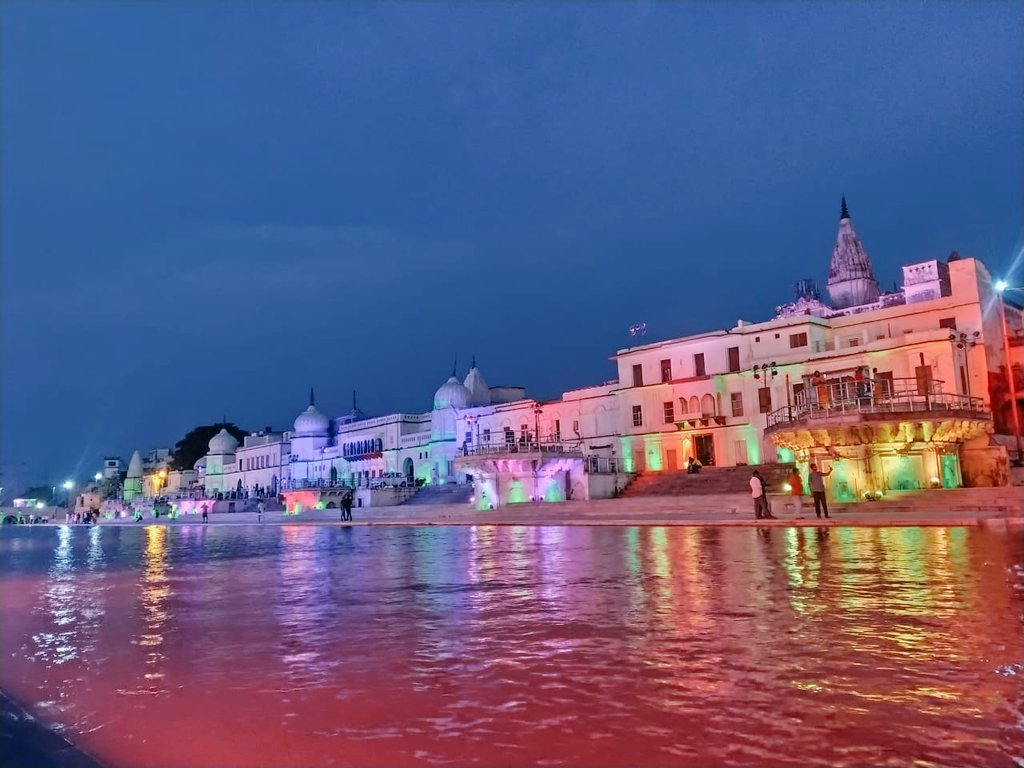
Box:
[621,465,796,497]
[402,484,474,506]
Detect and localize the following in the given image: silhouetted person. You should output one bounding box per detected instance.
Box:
[687,457,701,474]
[202,507,209,524]
[809,463,833,519]
[257,500,264,523]
[341,493,353,522]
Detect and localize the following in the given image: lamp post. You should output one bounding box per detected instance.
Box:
[994,280,1023,463]
[62,480,74,508]
[949,330,981,400]
[533,405,543,449]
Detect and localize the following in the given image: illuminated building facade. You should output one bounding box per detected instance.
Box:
[123,198,1018,507]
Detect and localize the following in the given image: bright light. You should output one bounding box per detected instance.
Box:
[782,483,792,492]
[62,480,74,490]
[994,279,1008,293]
[158,468,168,479]
[94,472,103,481]
[35,501,45,509]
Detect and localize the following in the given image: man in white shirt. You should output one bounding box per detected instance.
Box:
[750,470,774,520]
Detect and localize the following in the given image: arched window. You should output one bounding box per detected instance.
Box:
[688,396,700,414]
[700,393,716,416]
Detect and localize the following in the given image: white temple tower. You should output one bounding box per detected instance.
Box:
[826,196,880,309]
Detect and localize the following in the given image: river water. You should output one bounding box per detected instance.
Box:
[0,524,1021,767]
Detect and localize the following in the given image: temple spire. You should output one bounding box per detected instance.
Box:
[471,353,477,369]
[827,196,880,309]
[451,357,458,378]
[352,390,357,411]
[309,387,315,407]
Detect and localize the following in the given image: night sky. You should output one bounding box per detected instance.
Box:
[1,2,1021,490]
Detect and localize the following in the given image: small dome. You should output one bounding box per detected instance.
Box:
[208,428,239,455]
[463,366,490,407]
[293,404,329,436]
[434,375,471,411]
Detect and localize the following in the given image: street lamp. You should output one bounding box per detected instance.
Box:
[94,472,103,482]
[533,405,543,449]
[994,280,1023,463]
[949,330,981,399]
[62,480,74,508]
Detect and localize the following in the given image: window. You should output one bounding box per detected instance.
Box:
[483,429,491,443]
[504,428,515,445]
[754,336,760,343]
[789,332,808,348]
[939,317,957,330]
[694,353,706,377]
[572,419,580,435]
[465,431,472,444]
[632,364,644,387]
[727,346,741,373]
[678,397,688,415]
[553,420,561,439]
[774,333,780,339]
[663,401,675,424]
[632,405,643,427]
[660,359,672,383]
[730,392,744,417]
[758,387,772,414]
[846,337,860,347]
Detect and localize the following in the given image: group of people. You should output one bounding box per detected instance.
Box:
[752,463,833,520]
[339,493,354,522]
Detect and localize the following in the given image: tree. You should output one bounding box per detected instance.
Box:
[18,485,56,503]
[170,422,248,470]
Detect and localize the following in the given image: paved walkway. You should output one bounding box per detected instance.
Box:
[83,489,1023,529]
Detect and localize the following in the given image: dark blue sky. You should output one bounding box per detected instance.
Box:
[2,2,1021,489]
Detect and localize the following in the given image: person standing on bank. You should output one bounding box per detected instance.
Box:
[201,506,209,524]
[341,493,353,522]
[788,467,805,517]
[750,470,775,520]
[257,500,264,523]
[809,463,833,519]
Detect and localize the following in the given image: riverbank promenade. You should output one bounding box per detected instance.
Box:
[78,487,1022,529]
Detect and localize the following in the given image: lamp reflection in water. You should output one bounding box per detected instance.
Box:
[135,525,171,692]
[33,525,78,666]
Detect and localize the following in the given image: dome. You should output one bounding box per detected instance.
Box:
[193,456,207,471]
[208,428,239,455]
[293,404,330,436]
[463,365,491,407]
[433,375,471,411]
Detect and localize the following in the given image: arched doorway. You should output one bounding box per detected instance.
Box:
[329,466,338,485]
[403,457,414,480]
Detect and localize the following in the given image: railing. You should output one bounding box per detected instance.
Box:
[766,377,986,429]
[281,479,356,491]
[583,456,624,474]
[459,439,585,459]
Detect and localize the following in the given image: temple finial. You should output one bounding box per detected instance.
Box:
[352,390,357,411]
[309,387,315,407]
[452,357,457,377]
[471,353,477,369]
[840,194,850,220]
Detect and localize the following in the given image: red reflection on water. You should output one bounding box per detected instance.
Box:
[0,524,1021,767]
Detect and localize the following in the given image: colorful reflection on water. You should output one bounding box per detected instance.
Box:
[0,525,1021,767]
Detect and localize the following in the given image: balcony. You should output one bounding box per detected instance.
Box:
[458,439,584,460]
[766,377,986,431]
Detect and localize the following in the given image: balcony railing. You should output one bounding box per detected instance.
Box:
[459,439,584,459]
[766,377,986,429]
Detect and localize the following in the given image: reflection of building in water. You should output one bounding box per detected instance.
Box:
[274,526,333,685]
